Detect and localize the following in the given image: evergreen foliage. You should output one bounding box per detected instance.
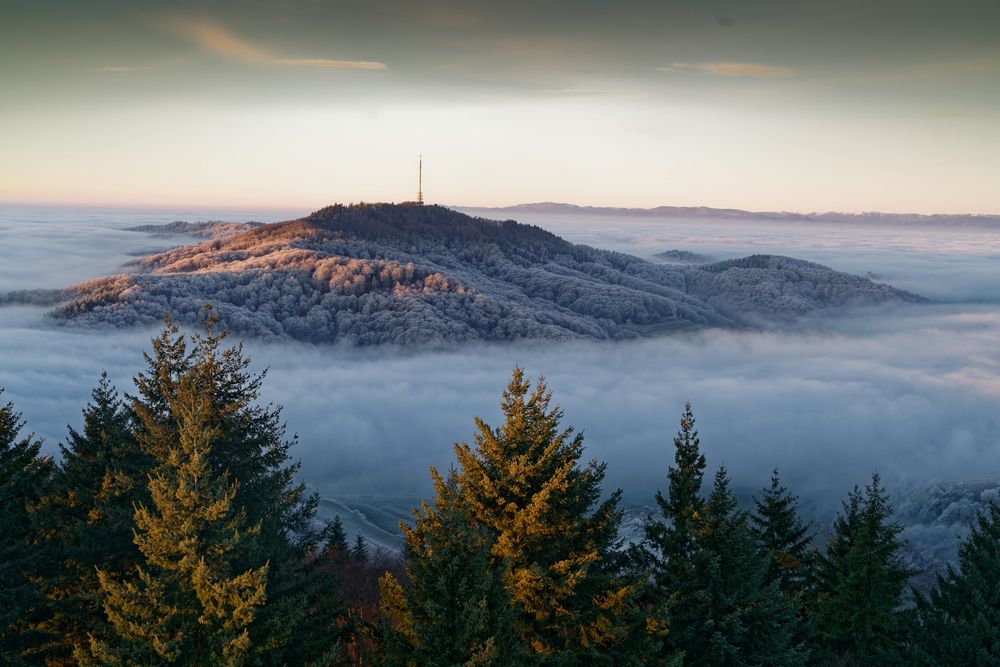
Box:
[812,473,910,665]
[352,535,369,564]
[751,469,815,599]
[451,368,639,663]
[0,392,52,665]
[30,374,150,664]
[380,470,523,666]
[88,364,269,665]
[909,501,1000,665]
[127,314,346,664]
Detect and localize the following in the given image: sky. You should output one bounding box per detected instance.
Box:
[1,0,998,213]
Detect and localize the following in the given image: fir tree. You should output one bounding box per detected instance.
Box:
[326,515,349,553]
[451,368,638,663]
[751,469,815,598]
[909,501,1000,665]
[0,392,52,665]
[31,373,151,665]
[641,401,707,661]
[687,468,806,666]
[87,366,269,665]
[813,473,910,665]
[380,469,523,666]
[128,314,346,664]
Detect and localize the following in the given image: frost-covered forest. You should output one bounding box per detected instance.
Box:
[48,204,922,346]
[2,319,998,665]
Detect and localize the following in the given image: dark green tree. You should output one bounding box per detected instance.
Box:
[751,469,815,599]
[352,535,369,564]
[326,515,348,553]
[686,468,806,666]
[908,501,1000,666]
[380,469,524,666]
[641,402,707,661]
[451,368,640,663]
[30,373,151,665]
[0,392,52,665]
[87,366,268,666]
[813,473,910,665]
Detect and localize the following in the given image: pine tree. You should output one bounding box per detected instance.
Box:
[0,392,52,665]
[451,368,638,663]
[127,314,346,664]
[751,469,815,598]
[380,469,523,666]
[642,401,707,661]
[909,501,1000,665]
[30,373,151,664]
[687,468,806,666]
[813,473,910,665]
[87,365,269,665]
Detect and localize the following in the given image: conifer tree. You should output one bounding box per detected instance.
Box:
[641,402,706,661]
[751,469,815,598]
[908,501,1000,665]
[813,473,910,665]
[328,515,348,552]
[687,468,806,666]
[451,368,638,663]
[87,366,269,666]
[380,470,523,666]
[31,373,151,664]
[0,392,52,665]
[128,314,346,663]
[352,535,369,563]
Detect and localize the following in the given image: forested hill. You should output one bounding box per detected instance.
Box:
[47,203,924,345]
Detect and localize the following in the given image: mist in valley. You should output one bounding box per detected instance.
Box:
[2,205,1000,567]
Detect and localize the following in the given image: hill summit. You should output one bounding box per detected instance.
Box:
[50,203,923,346]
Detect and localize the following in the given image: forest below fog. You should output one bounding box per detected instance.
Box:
[1,316,997,666]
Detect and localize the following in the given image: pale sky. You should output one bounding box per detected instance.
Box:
[1,1,998,213]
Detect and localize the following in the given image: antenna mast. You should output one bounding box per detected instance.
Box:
[417,155,424,205]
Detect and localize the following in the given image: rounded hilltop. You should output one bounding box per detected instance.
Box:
[45,202,924,347]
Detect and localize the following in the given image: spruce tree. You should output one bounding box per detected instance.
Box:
[0,392,52,665]
[327,515,349,552]
[751,469,815,598]
[813,473,910,665]
[380,469,523,666]
[31,373,151,665]
[87,366,269,666]
[451,368,638,663]
[909,501,1000,665]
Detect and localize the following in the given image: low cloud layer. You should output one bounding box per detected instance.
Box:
[1,206,999,515]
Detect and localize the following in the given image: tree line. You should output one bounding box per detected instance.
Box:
[1,318,997,665]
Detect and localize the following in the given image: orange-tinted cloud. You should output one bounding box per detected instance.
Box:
[165,17,385,69]
[660,62,794,78]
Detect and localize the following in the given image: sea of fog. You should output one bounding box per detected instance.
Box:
[3,204,1000,520]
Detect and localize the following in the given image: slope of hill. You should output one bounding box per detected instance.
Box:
[46,203,924,346]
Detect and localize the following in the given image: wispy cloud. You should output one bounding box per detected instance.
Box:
[165,17,386,70]
[272,58,386,70]
[659,62,794,78]
[90,66,152,73]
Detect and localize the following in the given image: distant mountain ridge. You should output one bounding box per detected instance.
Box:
[463,202,1000,226]
[40,203,924,346]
